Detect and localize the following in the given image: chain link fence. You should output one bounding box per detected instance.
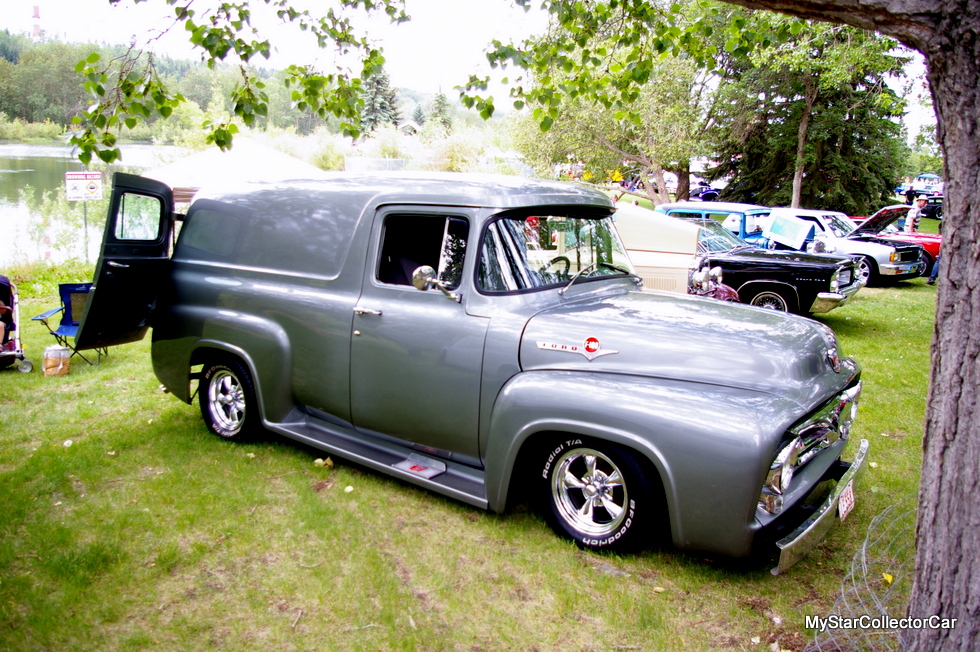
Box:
[806,495,918,651]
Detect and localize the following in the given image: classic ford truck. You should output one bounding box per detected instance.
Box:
[76,172,868,573]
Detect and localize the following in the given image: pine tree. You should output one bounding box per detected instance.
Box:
[430,92,453,134]
[361,69,400,135]
[412,104,425,126]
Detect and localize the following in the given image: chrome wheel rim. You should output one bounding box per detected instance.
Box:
[857,259,872,285]
[208,370,246,434]
[551,448,628,537]
[750,291,788,311]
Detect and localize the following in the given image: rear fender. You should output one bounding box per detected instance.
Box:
[152,305,293,423]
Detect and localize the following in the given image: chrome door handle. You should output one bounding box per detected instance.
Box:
[107,261,130,268]
[353,306,382,316]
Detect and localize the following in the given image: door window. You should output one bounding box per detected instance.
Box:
[377,214,468,288]
[114,193,163,241]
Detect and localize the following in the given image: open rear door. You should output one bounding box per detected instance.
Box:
[75,173,175,350]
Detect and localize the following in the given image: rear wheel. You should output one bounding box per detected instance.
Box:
[200,358,261,440]
[747,288,792,312]
[540,437,661,552]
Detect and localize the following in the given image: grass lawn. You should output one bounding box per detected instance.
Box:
[0,254,937,651]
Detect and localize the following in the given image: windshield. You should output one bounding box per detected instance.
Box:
[822,213,856,238]
[695,219,745,253]
[478,213,634,293]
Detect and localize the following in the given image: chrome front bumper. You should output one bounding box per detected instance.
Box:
[879,261,925,276]
[809,281,864,313]
[771,438,870,575]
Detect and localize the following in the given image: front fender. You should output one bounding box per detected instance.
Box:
[484,370,804,557]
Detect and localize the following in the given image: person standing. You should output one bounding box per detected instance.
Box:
[906,196,928,233]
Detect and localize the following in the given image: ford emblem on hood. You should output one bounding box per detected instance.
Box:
[537,337,619,362]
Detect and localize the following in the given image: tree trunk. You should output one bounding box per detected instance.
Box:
[671,161,692,201]
[640,165,671,206]
[791,75,817,208]
[902,8,980,649]
[720,1,980,650]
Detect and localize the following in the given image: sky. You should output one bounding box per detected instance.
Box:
[4,0,549,96]
[4,0,934,135]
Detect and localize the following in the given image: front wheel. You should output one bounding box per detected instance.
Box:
[540,437,661,552]
[857,256,877,286]
[200,358,261,440]
[920,252,935,278]
[747,289,792,312]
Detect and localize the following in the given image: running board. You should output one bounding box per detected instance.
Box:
[267,413,488,510]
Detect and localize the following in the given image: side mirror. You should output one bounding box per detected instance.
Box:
[412,266,461,302]
[411,265,437,291]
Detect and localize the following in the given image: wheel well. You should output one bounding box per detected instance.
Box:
[738,282,799,312]
[920,251,935,276]
[189,347,254,401]
[191,346,234,368]
[505,431,669,519]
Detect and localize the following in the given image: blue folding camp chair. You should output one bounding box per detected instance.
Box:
[32,283,107,365]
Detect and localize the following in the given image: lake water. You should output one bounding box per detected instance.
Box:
[0,143,180,266]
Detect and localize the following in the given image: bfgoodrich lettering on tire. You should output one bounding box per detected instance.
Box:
[200,358,261,441]
[540,437,659,552]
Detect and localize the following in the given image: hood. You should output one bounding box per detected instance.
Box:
[849,205,909,236]
[721,246,852,269]
[520,291,854,409]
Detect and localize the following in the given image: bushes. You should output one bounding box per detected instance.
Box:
[0,113,62,141]
[4,259,94,301]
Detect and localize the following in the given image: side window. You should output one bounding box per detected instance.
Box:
[377,214,468,288]
[797,216,825,232]
[176,207,241,259]
[114,192,163,241]
[667,210,706,220]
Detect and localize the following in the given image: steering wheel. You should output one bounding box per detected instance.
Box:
[541,255,571,277]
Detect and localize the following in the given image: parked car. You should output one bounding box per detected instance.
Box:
[689,183,721,201]
[761,207,926,286]
[919,195,943,220]
[75,172,868,573]
[849,204,942,277]
[654,201,773,244]
[616,203,864,314]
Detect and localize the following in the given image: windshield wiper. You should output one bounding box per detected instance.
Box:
[559,262,597,296]
[558,261,638,295]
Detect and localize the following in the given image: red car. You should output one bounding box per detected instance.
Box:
[850,205,941,276]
